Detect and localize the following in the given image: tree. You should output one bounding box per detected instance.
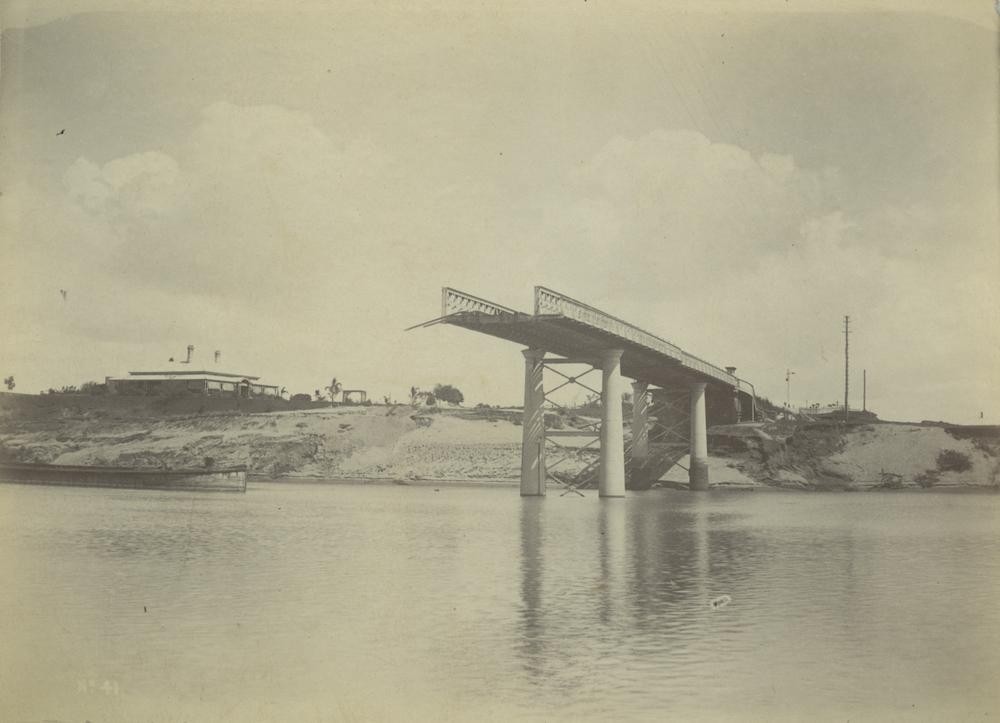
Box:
[3,376,13,392]
[433,384,464,405]
[326,377,343,404]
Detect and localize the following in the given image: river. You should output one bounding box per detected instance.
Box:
[1,481,998,721]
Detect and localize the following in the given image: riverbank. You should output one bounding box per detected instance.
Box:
[0,394,527,481]
[707,421,1000,490]
[1,393,997,490]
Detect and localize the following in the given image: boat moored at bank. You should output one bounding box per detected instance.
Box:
[0,462,247,493]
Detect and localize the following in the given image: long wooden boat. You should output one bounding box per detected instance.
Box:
[0,461,247,493]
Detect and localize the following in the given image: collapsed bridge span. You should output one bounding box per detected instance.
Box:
[411,286,757,496]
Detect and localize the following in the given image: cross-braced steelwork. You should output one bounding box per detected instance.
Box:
[649,387,691,448]
[538,360,602,496]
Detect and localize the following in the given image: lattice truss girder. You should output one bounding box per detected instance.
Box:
[537,360,690,495]
[538,361,601,496]
[645,387,692,473]
[648,387,691,446]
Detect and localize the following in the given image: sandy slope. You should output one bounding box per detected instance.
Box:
[1,396,997,489]
[819,424,999,487]
[710,422,1000,489]
[0,405,527,481]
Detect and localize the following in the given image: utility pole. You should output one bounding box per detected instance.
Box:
[785,368,795,409]
[843,316,850,423]
[863,369,867,413]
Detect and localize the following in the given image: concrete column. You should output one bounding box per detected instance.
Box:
[599,349,626,498]
[689,382,709,490]
[520,348,546,496]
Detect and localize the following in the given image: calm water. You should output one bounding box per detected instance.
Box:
[1,482,998,722]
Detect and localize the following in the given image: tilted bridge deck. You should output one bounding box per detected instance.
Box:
[416,286,754,397]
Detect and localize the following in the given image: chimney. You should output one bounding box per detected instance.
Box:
[214,350,221,365]
[725,366,737,376]
[182,344,194,364]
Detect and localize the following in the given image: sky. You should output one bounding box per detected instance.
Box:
[1,1,997,422]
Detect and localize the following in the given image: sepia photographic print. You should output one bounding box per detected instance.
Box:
[1,1,998,721]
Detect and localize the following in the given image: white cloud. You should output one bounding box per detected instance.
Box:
[2,101,525,401]
[63,151,183,217]
[3,108,996,421]
[533,129,999,422]
[52,102,401,309]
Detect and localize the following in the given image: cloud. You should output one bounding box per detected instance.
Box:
[3,106,996,421]
[545,129,842,294]
[2,100,523,399]
[53,102,399,309]
[533,128,999,421]
[63,151,183,217]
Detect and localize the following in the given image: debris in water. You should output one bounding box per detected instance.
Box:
[709,594,732,609]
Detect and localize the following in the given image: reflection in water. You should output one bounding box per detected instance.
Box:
[597,500,626,627]
[510,490,1000,719]
[3,484,999,721]
[693,497,710,606]
[514,494,724,691]
[518,498,545,682]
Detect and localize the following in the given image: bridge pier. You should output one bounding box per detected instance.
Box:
[689,382,709,490]
[520,348,546,496]
[599,349,626,498]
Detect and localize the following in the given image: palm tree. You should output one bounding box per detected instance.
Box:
[326,377,343,405]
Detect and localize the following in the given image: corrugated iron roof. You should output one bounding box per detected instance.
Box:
[127,370,260,380]
[108,373,276,387]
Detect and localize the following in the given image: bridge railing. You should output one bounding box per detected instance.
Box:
[442,287,520,316]
[433,286,755,403]
[534,286,738,387]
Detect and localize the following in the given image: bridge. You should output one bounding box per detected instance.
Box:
[412,287,757,497]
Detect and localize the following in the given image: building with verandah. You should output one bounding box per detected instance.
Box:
[105,370,280,398]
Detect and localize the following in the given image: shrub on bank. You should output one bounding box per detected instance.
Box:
[936,449,972,473]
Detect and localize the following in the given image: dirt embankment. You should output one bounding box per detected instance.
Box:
[708,422,1000,490]
[0,395,526,481]
[1,394,997,489]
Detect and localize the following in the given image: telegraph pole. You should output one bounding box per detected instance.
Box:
[863,369,867,413]
[843,316,850,423]
[785,368,795,409]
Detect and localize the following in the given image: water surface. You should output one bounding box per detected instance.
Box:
[1,482,998,721]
